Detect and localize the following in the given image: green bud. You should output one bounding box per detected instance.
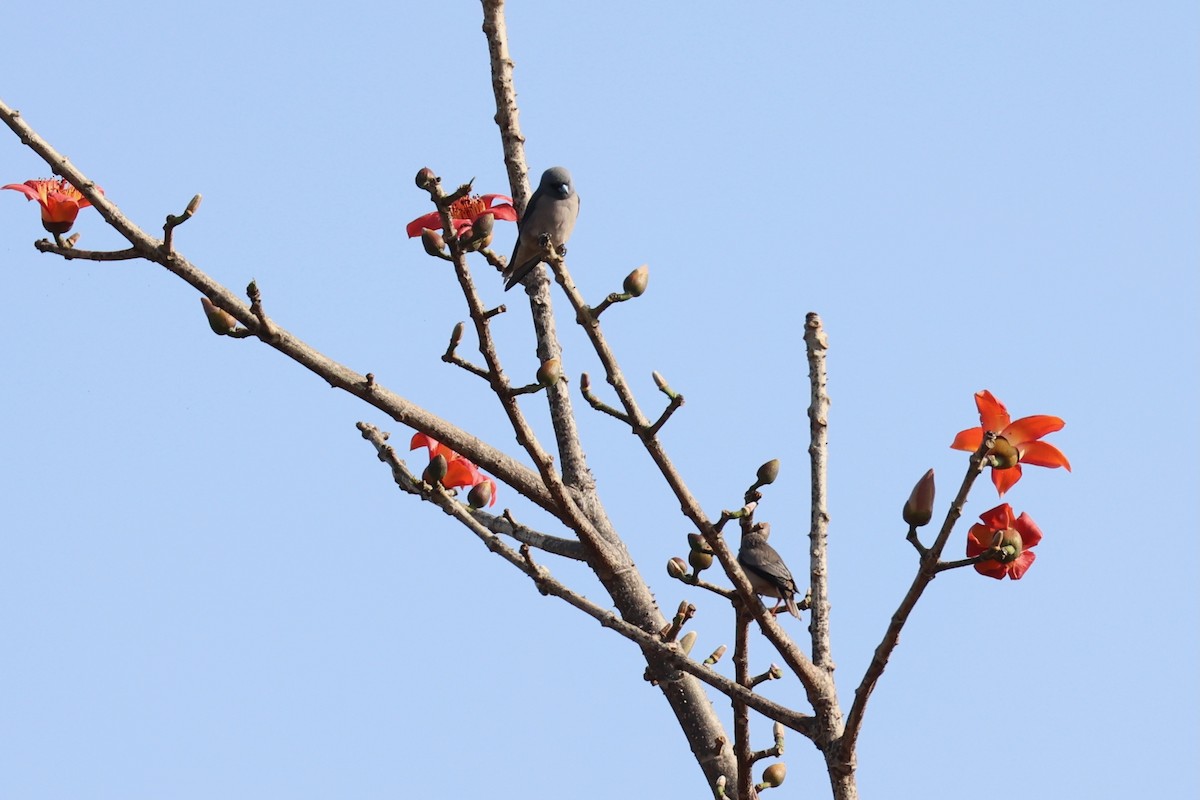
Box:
[467,480,493,509]
[423,454,448,484]
[623,264,649,296]
[761,762,787,788]
[536,358,562,388]
[200,296,237,335]
[756,459,781,486]
[421,228,446,257]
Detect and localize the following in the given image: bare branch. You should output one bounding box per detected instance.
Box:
[362,418,812,737]
[805,313,834,672]
[838,437,993,760]
[32,239,139,261]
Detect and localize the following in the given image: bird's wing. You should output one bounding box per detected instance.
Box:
[740,541,796,592]
[506,186,544,275]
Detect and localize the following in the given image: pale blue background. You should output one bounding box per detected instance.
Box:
[2,2,1196,798]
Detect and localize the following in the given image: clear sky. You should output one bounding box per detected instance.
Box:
[2,2,1196,798]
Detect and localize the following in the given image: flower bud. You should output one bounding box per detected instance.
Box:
[902,468,936,527]
[761,762,787,788]
[415,167,437,190]
[467,480,493,509]
[678,630,697,656]
[423,454,448,484]
[667,557,689,579]
[688,549,714,572]
[459,212,495,251]
[686,533,713,571]
[623,264,649,297]
[421,228,446,257]
[470,211,494,237]
[200,296,237,335]
[536,358,562,388]
[756,459,781,486]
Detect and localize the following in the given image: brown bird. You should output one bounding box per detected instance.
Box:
[737,522,801,618]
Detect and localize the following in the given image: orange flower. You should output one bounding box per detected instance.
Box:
[406,193,516,238]
[3,178,102,234]
[410,432,497,506]
[965,503,1043,580]
[950,390,1070,496]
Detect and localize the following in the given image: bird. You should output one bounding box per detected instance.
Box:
[503,166,579,291]
[737,523,801,618]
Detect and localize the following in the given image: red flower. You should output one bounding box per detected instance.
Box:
[405,193,516,238]
[410,432,497,506]
[3,178,102,234]
[965,503,1043,580]
[950,390,1070,496]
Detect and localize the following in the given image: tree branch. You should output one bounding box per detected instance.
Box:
[837,437,993,760]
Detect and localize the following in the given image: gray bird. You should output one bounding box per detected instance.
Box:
[503,166,579,291]
[737,523,801,618]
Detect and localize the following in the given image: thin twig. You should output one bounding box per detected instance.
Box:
[837,437,993,760]
[579,372,632,423]
[32,241,139,261]
[163,193,202,253]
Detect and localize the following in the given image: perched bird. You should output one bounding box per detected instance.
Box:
[503,166,579,291]
[737,523,801,618]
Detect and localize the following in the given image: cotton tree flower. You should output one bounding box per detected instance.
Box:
[3,178,102,234]
[965,503,1044,580]
[406,193,516,239]
[410,432,497,506]
[951,390,1070,496]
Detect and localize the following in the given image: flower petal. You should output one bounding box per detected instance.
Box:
[1016,440,1072,471]
[973,559,1008,580]
[965,523,991,558]
[950,427,984,452]
[1013,512,1044,548]
[1003,414,1065,446]
[410,432,437,451]
[978,503,1015,531]
[478,195,518,221]
[991,463,1023,496]
[1006,551,1036,580]
[974,390,1011,433]
[2,182,40,201]
[406,212,442,238]
[444,458,482,489]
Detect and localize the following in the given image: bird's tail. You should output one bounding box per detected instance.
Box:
[785,595,801,619]
[503,258,539,291]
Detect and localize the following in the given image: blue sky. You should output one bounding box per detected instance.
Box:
[2,2,1196,798]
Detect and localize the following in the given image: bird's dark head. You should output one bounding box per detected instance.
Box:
[540,166,574,199]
